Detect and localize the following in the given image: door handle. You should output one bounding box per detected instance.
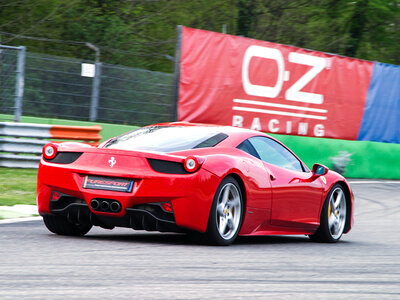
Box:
[270,174,276,181]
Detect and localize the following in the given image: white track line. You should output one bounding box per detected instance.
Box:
[0,216,42,224]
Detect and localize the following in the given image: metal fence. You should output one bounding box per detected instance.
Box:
[23,52,93,121]
[0,45,25,121]
[98,63,174,124]
[0,45,175,126]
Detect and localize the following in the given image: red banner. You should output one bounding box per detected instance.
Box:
[177,27,373,139]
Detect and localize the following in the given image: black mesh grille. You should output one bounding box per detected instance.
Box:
[44,152,82,164]
[147,158,188,174]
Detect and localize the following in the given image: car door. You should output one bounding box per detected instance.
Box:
[246,136,324,230]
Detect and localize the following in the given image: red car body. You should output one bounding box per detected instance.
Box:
[37,123,354,241]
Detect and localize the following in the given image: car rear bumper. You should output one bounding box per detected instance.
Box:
[37,158,220,232]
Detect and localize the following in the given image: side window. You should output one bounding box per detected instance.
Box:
[237,140,260,159]
[247,136,304,172]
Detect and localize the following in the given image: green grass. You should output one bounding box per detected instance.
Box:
[0,168,38,206]
[0,114,138,207]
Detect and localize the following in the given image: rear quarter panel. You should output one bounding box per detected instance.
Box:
[179,147,273,234]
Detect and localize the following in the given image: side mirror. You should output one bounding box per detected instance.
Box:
[312,164,328,177]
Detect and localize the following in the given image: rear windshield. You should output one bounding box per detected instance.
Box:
[104,126,227,152]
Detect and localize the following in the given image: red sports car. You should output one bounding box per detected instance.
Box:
[37,123,353,245]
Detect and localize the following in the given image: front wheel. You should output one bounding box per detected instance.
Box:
[43,214,92,236]
[205,177,244,246]
[310,184,347,243]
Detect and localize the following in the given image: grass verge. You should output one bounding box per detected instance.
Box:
[0,168,37,206]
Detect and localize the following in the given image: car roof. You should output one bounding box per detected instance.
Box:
[147,122,277,148]
[153,122,309,172]
[151,122,270,139]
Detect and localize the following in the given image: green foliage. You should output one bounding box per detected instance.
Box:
[0,0,399,72]
[234,0,400,64]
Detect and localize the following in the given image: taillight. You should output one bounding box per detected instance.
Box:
[183,156,202,173]
[43,143,58,160]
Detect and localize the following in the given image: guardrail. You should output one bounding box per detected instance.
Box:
[0,122,102,168]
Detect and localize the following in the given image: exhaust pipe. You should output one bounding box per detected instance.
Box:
[110,201,121,212]
[100,201,110,211]
[90,199,100,210]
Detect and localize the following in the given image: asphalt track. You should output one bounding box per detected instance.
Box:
[1,180,399,299]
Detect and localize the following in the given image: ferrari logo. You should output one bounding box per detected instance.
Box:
[321,176,327,184]
[108,157,116,168]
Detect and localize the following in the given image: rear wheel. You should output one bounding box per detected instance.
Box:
[43,214,92,236]
[310,184,347,243]
[205,177,244,246]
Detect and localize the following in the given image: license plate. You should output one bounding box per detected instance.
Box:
[83,176,133,193]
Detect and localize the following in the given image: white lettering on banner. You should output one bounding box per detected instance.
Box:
[242,45,327,104]
[298,123,308,135]
[242,45,284,99]
[231,115,326,137]
[285,52,326,104]
[232,115,244,127]
[251,117,261,130]
[314,124,325,136]
[268,119,280,132]
[237,45,330,126]
[232,105,327,120]
[233,99,327,113]
[286,121,292,134]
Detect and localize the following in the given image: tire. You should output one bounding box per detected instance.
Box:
[43,214,92,236]
[205,177,244,246]
[310,184,347,243]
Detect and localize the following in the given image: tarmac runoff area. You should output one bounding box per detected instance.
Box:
[1,179,400,299]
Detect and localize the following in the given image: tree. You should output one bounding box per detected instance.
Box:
[0,0,398,71]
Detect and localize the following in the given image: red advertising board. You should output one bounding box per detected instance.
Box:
[177,27,373,139]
